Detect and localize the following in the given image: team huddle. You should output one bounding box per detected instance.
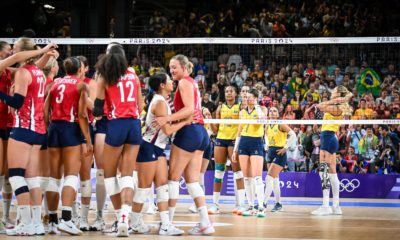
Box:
[0,37,353,237]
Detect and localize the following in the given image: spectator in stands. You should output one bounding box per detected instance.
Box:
[283,104,296,120]
[345,58,359,78]
[379,125,400,156]
[358,126,379,161]
[343,146,358,173]
[353,98,374,119]
[375,90,391,106]
[303,83,320,102]
[346,124,365,158]
[210,83,220,103]
[201,92,216,114]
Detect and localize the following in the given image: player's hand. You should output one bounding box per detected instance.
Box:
[85,142,94,157]
[43,43,58,52]
[277,148,286,156]
[231,152,238,163]
[153,116,170,128]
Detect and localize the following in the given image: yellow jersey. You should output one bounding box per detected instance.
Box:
[267,124,288,147]
[321,112,343,132]
[217,103,240,140]
[240,106,265,137]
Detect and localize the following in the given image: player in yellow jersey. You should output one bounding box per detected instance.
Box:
[208,86,246,215]
[263,107,297,214]
[232,89,268,217]
[312,85,353,216]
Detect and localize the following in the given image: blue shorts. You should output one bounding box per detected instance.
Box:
[95,116,108,134]
[320,131,339,154]
[238,136,264,157]
[137,140,166,163]
[0,129,9,140]
[173,124,209,152]
[105,118,142,147]
[9,128,46,146]
[203,140,213,161]
[214,138,235,148]
[268,147,288,167]
[83,124,95,144]
[48,121,84,148]
[40,133,48,150]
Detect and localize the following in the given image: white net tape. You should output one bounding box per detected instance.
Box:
[203,119,400,125]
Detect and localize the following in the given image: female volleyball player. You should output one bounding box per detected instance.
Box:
[263,107,297,213]
[232,88,268,218]
[93,44,144,237]
[45,57,92,235]
[131,72,189,235]
[154,54,214,235]
[209,86,246,215]
[312,85,353,216]
[0,38,57,236]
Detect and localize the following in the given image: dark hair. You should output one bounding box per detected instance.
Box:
[380,125,389,132]
[0,41,9,51]
[144,73,168,114]
[225,85,237,93]
[76,55,88,67]
[95,44,127,85]
[248,88,259,98]
[63,57,81,75]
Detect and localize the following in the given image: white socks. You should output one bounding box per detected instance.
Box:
[273,177,281,203]
[212,192,220,205]
[244,177,255,207]
[31,205,42,224]
[198,206,210,227]
[264,175,274,205]
[254,176,264,208]
[329,173,340,207]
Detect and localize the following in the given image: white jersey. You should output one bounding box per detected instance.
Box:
[143,94,171,149]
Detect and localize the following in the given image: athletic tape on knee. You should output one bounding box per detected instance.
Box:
[234,171,244,180]
[96,169,105,185]
[26,177,41,190]
[319,162,331,190]
[63,175,79,192]
[3,179,12,194]
[168,181,179,200]
[47,177,61,193]
[156,184,169,203]
[40,177,49,192]
[214,170,225,183]
[133,188,149,204]
[80,180,92,197]
[119,176,134,191]
[187,182,205,199]
[104,177,121,196]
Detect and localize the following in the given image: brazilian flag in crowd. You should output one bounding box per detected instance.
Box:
[288,77,307,96]
[356,68,381,97]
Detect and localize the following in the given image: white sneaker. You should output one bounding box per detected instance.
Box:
[48,222,59,234]
[58,219,83,235]
[188,223,215,235]
[332,206,343,215]
[116,221,129,237]
[79,218,90,231]
[208,204,220,215]
[130,216,150,234]
[71,216,80,227]
[188,204,198,213]
[0,221,5,234]
[33,222,46,235]
[311,206,333,216]
[90,217,106,231]
[159,223,184,236]
[102,220,118,234]
[6,222,35,236]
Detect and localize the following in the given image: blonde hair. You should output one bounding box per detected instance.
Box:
[171,54,193,75]
[334,85,353,116]
[42,57,57,76]
[15,37,40,65]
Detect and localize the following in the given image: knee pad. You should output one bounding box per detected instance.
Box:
[26,177,41,190]
[168,181,179,200]
[133,188,149,204]
[215,163,226,171]
[9,168,29,196]
[47,177,61,193]
[156,184,169,203]
[254,176,264,187]
[40,177,49,192]
[214,170,225,183]
[234,171,244,180]
[80,180,92,198]
[132,171,138,189]
[319,162,331,190]
[96,169,105,186]
[104,177,121,196]
[3,179,13,194]
[187,182,205,199]
[119,176,134,191]
[64,175,79,192]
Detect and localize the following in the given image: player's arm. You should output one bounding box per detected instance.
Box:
[77,82,93,156]
[211,104,221,134]
[44,90,51,129]
[154,99,190,136]
[92,75,106,117]
[0,68,30,109]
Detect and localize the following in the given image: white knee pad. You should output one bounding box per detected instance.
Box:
[119,176,134,191]
[9,176,28,195]
[63,175,79,192]
[133,188,149,204]
[40,177,49,192]
[3,179,13,194]
[168,181,179,200]
[254,176,264,187]
[156,184,169,203]
[47,177,61,193]
[234,171,244,180]
[187,182,205,199]
[80,180,92,198]
[104,177,121,196]
[132,171,138,189]
[215,170,225,181]
[96,169,105,186]
[26,177,41,190]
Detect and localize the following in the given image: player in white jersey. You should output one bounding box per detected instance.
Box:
[130,72,190,235]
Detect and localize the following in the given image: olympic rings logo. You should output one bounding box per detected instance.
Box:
[339,178,360,192]
[179,176,187,190]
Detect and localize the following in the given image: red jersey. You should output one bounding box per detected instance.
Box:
[0,69,12,129]
[13,64,46,134]
[83,77,94,123]
[173,76,204,124]
[50,75,80,122]
[105,69,140,120]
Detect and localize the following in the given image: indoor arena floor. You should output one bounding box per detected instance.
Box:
[1,196,399,240]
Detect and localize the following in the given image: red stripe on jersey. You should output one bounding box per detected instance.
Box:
[50,75,80,122]
[0,69,11,129]
[13,64,46,134]
[173,76,204,124]
[105,69,140,120]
